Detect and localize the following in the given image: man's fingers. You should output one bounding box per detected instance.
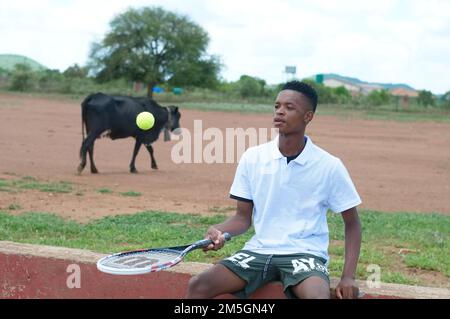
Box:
[344,287,358,299]
[336,281,360,299]
[346,286,354,299]
[204,241,223,251]
[335,287,343,299]
[336,286,356,299]
[203,243,214,252]
[203,229,227,252]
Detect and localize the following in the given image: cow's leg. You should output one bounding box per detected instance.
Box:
[88,144,98,174]
[130,139,142,173]
[146,144,158,169]
[78,133,98,174]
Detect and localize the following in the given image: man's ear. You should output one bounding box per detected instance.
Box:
[304,110,314,124]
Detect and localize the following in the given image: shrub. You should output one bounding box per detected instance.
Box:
[9,64,35,91]
[366,89,391,106]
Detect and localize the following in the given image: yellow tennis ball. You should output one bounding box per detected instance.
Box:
[136,112,155,130]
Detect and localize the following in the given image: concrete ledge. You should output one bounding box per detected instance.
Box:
[1,241,448,299]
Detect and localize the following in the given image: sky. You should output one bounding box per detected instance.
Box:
[0,0,449,94]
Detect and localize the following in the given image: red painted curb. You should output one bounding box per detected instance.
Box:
[1,242,448,299]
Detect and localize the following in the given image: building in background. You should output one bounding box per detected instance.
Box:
[309,73,418,97]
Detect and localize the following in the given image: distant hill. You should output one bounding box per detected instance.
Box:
[308,73,416,91]
[0,54,47,72]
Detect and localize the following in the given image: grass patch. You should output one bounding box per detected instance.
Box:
[0,211,246,264]
[120,191,142,197]
[0,209,448,286]
[381,272,421,285]
[0,178,11,192]
[97,188,113,194]
[0,176,73,193]
[208,206,235,214]
[327,210,450,282]
[7,203,22,211]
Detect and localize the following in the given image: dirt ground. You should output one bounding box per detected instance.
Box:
[1,92,450,223]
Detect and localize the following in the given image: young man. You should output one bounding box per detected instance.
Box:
[186,81,362,299]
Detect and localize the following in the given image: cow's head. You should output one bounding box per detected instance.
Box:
[163,105,181,141]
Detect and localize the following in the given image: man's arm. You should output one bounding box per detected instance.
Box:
[335,206,362,299]
[204,200,253,251]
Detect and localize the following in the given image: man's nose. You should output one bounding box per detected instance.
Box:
[275,106,285,115]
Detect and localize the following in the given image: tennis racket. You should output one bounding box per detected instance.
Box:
[97,233,232,275]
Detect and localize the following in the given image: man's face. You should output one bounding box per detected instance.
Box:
[273,90,314,134]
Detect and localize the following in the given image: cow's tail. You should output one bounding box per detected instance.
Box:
[163,106,171,142]
[80,96,89,158]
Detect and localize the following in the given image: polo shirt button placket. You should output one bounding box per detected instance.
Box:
[280,160,290,185]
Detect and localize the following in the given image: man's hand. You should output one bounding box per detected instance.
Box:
[203,227,227,251]
[335,276,360,299]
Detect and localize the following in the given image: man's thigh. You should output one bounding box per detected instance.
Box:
[219,250,278,298]
[274,253,330,299]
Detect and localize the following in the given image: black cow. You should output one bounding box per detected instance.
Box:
[77,92,181,174]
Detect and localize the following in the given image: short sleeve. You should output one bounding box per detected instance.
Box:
[327,159,362,213]
[229,151,252,201]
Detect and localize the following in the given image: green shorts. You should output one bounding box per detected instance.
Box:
[218,250,330,299]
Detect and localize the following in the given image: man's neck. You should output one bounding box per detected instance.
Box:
[278,133,306,157]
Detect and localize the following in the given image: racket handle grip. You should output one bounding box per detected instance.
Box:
[197,232,232,247]
[223,232,232,241]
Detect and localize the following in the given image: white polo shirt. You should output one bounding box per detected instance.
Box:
[229,135,362,262]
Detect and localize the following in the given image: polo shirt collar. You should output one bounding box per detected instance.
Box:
[271,135,314,165]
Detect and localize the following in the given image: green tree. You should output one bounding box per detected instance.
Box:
[88,6,220,96]
[37,69,64,92]
[302,79,338,104]
[366,89,391,106]
[168,55,222,89]
[441,91,450,109]
[63,64,88,78]
[417,90,435,106]
[0,67,9,76]
[0,67,10,89]
[10,63,35,91]
[334,86,351,103]
[237,75,266,98]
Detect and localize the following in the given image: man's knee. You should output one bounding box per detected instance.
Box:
[186,264,247,299]
[186,273,212,298]
[291,276,331,299]
[298,286,330,299]
[187,275,204,295]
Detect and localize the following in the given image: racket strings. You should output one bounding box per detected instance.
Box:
[102,249,181,269]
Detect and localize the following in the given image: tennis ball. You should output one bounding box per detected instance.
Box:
[136,111,155,130]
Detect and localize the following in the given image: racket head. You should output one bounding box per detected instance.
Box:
[96,233,232,275]
[97,247,185,275]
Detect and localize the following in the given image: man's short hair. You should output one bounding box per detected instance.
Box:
[281,81,318,112]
